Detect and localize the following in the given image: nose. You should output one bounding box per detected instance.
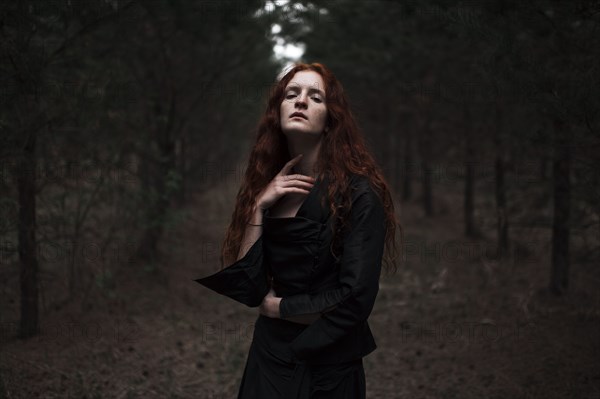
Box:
[294,91,308,109]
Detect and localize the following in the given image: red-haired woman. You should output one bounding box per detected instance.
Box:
[195,63,401,398]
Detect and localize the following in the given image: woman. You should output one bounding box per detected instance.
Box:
[195,62,400,398]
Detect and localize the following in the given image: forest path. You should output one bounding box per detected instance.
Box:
[1,186,598,398]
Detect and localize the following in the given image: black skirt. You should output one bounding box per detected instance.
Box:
[237,317,366,399]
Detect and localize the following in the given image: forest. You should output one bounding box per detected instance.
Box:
[1,0,598,397]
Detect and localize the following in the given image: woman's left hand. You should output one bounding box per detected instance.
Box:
[259,288,281,318]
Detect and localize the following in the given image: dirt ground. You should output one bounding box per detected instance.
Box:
[1,184,599,398]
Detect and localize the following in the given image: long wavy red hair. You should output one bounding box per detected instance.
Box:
[220,63,402,274]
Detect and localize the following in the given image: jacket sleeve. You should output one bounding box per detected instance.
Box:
[279,288,344,319]
[193,236,270,308]
[287,185,386,360]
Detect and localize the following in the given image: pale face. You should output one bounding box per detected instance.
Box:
[279,70,328,138]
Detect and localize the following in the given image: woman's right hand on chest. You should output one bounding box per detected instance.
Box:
[255,154,316,210]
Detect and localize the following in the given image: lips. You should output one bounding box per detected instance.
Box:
[290,112,308,120]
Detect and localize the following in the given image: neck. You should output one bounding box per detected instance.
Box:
[287,135,322,178]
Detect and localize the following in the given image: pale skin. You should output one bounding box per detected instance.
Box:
[237,71,336,325]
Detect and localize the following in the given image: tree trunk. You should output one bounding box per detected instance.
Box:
[388,130,398,192]
[176,135,186,206]
[464,158,476,236]
[402,127,413,201]
[419,120,434,216]
[495,157,509,254]
[135,137,176,266]
[550,118,571,295]
[18,130,39,338]
[494,100,509,256]
[540,154,549,180]
[463,103,476,237]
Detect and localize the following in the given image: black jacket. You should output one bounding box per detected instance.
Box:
[194,174,386,364]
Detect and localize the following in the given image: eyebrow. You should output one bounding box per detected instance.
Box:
[285,85,326,97]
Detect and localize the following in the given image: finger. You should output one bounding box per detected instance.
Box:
[281,187,312,195]
[278,154,303,176]
[282,173,317,187]
[280,175,315,190]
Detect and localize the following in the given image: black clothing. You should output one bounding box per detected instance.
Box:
[238,333,365,398]
[194,174,386,397]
